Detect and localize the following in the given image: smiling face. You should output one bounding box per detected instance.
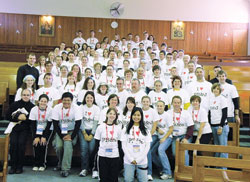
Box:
[172,97,182,110]
[109,96,118,108]
[191,99,200,109]
[127,100,135,111]
[132,110,141,124]
[142,97,150,110]
[21,89,31,102]
[27,55,36,66]
[156,101,165,114]
[39,97,48,110]
[25,77,35,88]
[85,94,94,106]
[107,109,117,123]
[212,86,221,96]
[62,97,72,109]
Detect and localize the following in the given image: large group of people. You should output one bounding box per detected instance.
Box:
[7,30,240,182]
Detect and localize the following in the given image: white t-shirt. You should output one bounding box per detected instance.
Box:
[35,87,61,107]
[51,103,82,132]
[187,80,212,111]
[187,106,212,136]
[157,111,173,139]
[38,73,56,86]
[73,37,86,47]
[121,111,131,128]
[166,109,194,136]
[142,108,160,132]
[182,73,196,89]
[77,90,96,104]
[87,37,98,48]
[53,76,67,90]
[115,89,129,111]
[99,75,117,94]
[79,104,100,132]
[96,93,109,110]
[220,83,239,117]
[59,84,80,103]
[29,105,52,135]
[130,90,147,107]
[121,126,152,165]
[166,88,190,108]
[209,94,228,125]
[94,123,121,158]
[148,91,167,108]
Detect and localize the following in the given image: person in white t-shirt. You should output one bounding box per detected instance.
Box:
[152,101,173,180]
[94,108,122,182]
[36,56,46,75]
[35,73,60,108]
[121,97,136,128]
[72,30,86,49]
[53,65,68,90]
[141,96,160,180]
[209,83,229,159]
[77,77,96,105]
[115,77,129,111]
[130,79,147,107]
[87,30,98,49]
[121,107,152,182]
[78,91,100,177]
[29,94,52,171]
[188,95,212,145]
[52,92,82,177]
[167,96,194,166]
[217,70,240,124]
[95,82,109,110]
[38,61,55,88]
[148,80,167,109]
[166,75,190,110]
[182,61,196,88]
[15,74,36,104]
[187,67,212,112]
[99,65,117,94]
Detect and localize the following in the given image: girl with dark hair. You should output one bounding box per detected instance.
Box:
[78,91,100,177]
[36,56,46,75]
[59,72,80,103]
[98,94,122,126]
[77,77,96,105]
[94,108,122,182]
[29,94,53,171]
[121,107,152,182]
[96,83,109,110]
[122,97,136,128]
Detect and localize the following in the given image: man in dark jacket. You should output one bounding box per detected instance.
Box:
[209,65,233,85]
[16,53,39,89]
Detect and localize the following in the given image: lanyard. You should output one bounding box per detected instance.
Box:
[173,110,181,123]
[132,126,140,139]
[38,107,47,121]
[192,109,199,122]
[61,107,71,120]
[106,124,114,140]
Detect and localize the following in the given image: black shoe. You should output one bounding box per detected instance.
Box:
[61,170,69,177]
[9,168,16,174]
[16,168,23,174]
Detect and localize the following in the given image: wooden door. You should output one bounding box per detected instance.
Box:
[233,29,247,56]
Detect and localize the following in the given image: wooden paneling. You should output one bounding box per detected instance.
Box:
[0,13,248,55]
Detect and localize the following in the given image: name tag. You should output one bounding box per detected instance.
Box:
[173,129,179,136]
[105,148,113,156]
[36,124,45,135]
[61,123,68,134]
[133,145,140,153]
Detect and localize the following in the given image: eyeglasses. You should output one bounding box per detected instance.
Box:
[22,94,30,96]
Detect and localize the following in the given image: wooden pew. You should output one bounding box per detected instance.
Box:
[192,149,250,182]
[0,135,9,182]
[175,123,240,182]
[0,75,17,95]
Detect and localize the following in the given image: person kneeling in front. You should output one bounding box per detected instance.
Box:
[52,92,81,177]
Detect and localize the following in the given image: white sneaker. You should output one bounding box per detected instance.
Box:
[148,174,153,181]
[160,173,172,180]
[32,167,39,171]
[38,167,45,171]
[79,169,88,177]
[92,170,99,179]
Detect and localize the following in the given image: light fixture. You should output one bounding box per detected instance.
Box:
[163,36,168,40]
[16,30,20,34]
[98,29,102,33]
[207,37,211,41]
[0,23,2,27]
[224,32,228,37]
[190,30,194,35]
[30,23,34,27]
[174,20,183,26]
[58,25,62,29]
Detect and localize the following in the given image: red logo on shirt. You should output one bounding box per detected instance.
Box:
[158,97,161,100]
[71,89,74,92]
[110,130,114,135]
[42,115,45,119]
[195,114,198,118]
[45,92,49,95]
[136,130,140,136]
[214,101,216,104]
[145,115,149,119]
[159,119,162,122]
[190,76,193,79]
[183,72,186,75]
[200,87,203,91]
[176,117,180,121]
[88,112,91,116]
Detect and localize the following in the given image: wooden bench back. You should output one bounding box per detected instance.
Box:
[0,75,17,95]
[193,150,250,182]
[0,82,9,105]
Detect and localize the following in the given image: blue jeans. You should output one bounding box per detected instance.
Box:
[124,163,148,182]
[147,135,158,175]
[172,135,192,166]
[158,137,172,175]
[78,130,95,170]
[211,125,229,158]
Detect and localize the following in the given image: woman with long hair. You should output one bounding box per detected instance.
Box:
[121,107,151,182]
[122,97,136,128]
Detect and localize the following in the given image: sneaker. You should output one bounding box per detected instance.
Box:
[16,168,23,174]
[38,167,45,171]
[32,167,39,171]
[147,174,153,181]
[92,170,99,179]
[79,169,88,177]
[160,174,172,180]
[61,170,69,177]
